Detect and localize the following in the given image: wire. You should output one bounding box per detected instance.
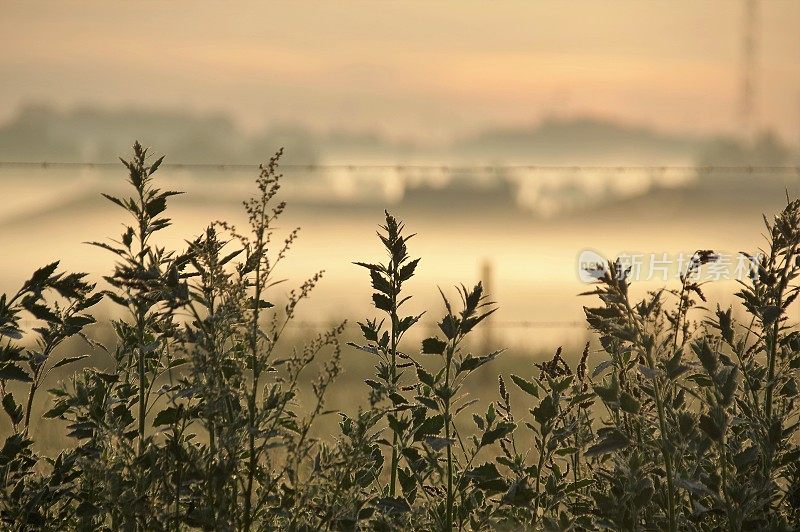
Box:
[0,161,798,174]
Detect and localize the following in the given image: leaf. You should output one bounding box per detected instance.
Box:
[692,339,718,374]
[593,374,619,404]
[19,298,58,323]
[413,414,443,441]
[148,155,165,175]
[665,348,690,379]
[353,261,383,272]
[24,262,59,290]
[638,364,659,380]
[780,378,798,398]
[218,248,244,266]
[372,293,392,312]
[398,467,417,496]
[716,306,735,345]
[699,413,723,441]
[248,298,274,309]
[388,414,408,435]
[416,395,438,411]
[585,428,629,457]
[153,406,182,427]
[565,478,594,493]
[388,392,408,406]
[76,501,100,519]
[94,371,119,384]
[370,269,393,296]
[761,305,782,326]
[101,193,127,210]
[398,258,420,282]
[416,367,435,387]
[0,327,23,340]
[364,379,383,391]
[465,462,501,482]
[145,196,167,218]
[43,400,70,419]
[0,433,32,461]
[438,313,459,340]
[374,496,411,514]
[465,462,507,492]
[533,395,557,427]
[675,477,711,496]
[398,314,421,334]
[2,393,23,425]
[51,355,91,370]
[619,391,640,414]
[421,337,446,355]
[357,321,379,342]
[347,342,379,356]
[0,363,32,382]
[719,366,739,406]
[510,374,539,398]
[554,447,579,456]
[425,436,455,451]
[480,421,516,447]
[458,354,493,373]
[591,359,615,378]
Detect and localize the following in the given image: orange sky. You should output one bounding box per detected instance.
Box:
[1,1,799,141]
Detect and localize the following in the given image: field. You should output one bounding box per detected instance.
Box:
[1,143,799,530]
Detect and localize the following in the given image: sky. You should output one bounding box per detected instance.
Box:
[1,1,799,142]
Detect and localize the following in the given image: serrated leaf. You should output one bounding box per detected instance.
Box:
[421,337,446,355]
[2,393,23,425]
[398,258,420,282]
[480,421,516,447]
[153,406,182,427]
[372,293,392,312]
[416,367,435,387]
[510,374,539,398]
[413,414,443,441]
[458,354,492,373]
[0,363,32,382]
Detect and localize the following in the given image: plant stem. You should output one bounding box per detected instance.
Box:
[444,342,454,532]
[244,224,265,531]
[646,345,677,532]
[532,436,547,526]
[389,259,399,497]
[624,294,677,532]
[764,243,796,441]
[136,189,147,453]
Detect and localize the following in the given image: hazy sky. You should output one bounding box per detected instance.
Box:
[2,1,799,141]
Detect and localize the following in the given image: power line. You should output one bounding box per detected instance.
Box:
[0,161,798,174]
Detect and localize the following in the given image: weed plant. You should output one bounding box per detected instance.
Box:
[0,142,798,530]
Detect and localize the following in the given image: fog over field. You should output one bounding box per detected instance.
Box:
[1,108,797,349]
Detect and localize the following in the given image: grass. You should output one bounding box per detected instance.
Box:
[0,142,799,530]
